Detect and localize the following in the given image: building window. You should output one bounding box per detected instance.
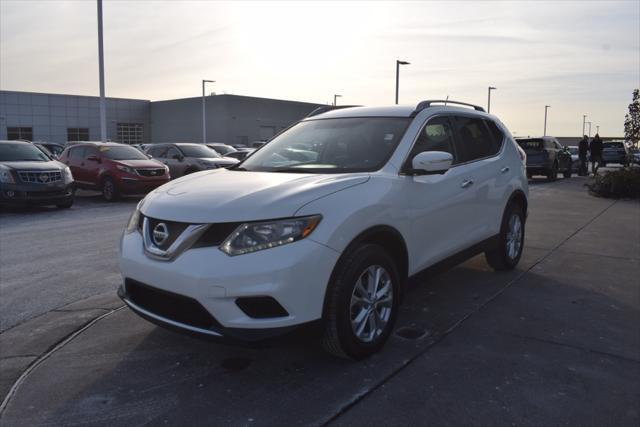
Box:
[67,128,90,142]
[117,123,143,145]
[7,127,33,141]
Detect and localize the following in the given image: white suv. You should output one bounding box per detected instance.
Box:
[118,100,528,359]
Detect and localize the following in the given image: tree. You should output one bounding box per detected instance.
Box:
[624,89,639,148]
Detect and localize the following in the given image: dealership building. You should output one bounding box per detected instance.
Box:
[0,90,324,146]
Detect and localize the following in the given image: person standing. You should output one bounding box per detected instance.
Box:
[590,133,604,175]
[578,135,589,176]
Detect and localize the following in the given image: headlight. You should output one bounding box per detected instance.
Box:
[116,164,136,174]
[62,167,74,184]
[124,199,144,234]
[220,215,322,256]
[0,169,15,184]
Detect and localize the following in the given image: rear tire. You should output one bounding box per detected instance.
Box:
[485,203,525,271]
[102,177,119,202]
[322,244,400,360]
[563,167,572,178]
[547,163,558,181]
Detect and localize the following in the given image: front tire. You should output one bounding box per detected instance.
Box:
[547,163,558,181]
[563,166,572,178]
[322,244,400,360]
[485,203,525,271]
[56,199,74,209]
[102,177,119,202]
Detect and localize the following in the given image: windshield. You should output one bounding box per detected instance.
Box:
[209,145,235,155]
[0,143,51,162]
[180,145,220,158]
[100,145,149,160]
[568,147,578,155]
[604,142,624,149]
[517,139,543,150]
[238,117,411,173]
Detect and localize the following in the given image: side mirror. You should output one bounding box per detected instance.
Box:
[147,154,153,159]
[87,155,100,163]
[411,151,453,175]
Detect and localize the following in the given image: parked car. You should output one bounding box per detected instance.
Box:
[59,142,169,201]
[0,140,75,208]
[225,148,255,161]
[251,141,266,148]
[33,142,54,158]
[145,143,238,179]
[601,140,629,166]
[206,143,237,156]
[119,100,528,360]
[629,147,640,165]
[567,145,580,172]
[516,137,572,180]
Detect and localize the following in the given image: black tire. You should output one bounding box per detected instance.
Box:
[563,166,572,178]
[56,198,74,209]
[102,177,119,202]
[485,202,525,271]
[547,162,558,181]
[526,172,532,179]
[322,244,400,360]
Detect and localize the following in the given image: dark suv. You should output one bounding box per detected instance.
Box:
[516,137,572,180]
[0,140,75,208]
[59,143,170,201]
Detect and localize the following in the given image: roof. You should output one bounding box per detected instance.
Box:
[305,103,489,120]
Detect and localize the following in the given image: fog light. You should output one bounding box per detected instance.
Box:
[6,190,15,198]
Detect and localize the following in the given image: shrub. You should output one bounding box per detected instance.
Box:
[587,167,640,199]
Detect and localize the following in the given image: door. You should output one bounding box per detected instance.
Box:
[83,146,102,186]
[404,116,480,271]
[163,146,188,178]
[449,115,505,244]
[66,146,87,184]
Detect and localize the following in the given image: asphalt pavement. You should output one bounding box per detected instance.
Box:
[0,176,638,426]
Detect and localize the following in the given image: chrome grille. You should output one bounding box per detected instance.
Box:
[136,168,165,177]
[18,170,62,184]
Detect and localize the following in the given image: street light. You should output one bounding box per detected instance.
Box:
[544,105,551,136]
[395,60,410,104]
[97,0,107,143]
[333,94,342,106]
[586,121,592,137]
[582,115,587,136]
[596,125,600,135]
[202,79,215,144]
[487,86,497,113]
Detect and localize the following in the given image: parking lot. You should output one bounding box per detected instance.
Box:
[1,175,639,426]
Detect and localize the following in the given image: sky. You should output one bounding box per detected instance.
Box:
[1,0,639,137]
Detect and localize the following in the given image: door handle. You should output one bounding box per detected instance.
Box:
[500,166,510,174]
[461,179,474,189]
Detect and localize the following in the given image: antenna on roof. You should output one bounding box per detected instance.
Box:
[444,96,449,106]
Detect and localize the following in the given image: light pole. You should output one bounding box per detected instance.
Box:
[596,125,600,135]
[395,60,410,104]
[333,94,342,106]
[97,0,107,143]
[582,114,587,136]
[487,86,496,113]
[544,105,550,136]
[586,121,592,137]
[202,79,215,144]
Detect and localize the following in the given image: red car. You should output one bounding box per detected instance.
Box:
[59,142,170,201]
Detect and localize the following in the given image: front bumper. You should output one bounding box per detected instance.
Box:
[118,231,340,340]
[0,182,74,205]
[115,176,169,195]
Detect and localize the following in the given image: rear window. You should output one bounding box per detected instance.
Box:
[517,139,543,150]
[99,145,149,160]
[604,142,624,149]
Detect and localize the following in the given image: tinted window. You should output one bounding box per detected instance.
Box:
[407,117,456,165]
[166,147,181,159]
[517,139,543,150]
[604,142,624,149]
[239,117,411,173]
[0,143,50,162]
[178,145,219,158]
[69,147,86,160]
[148,146,167,158]
[452,116,497,162]
[485,120,504,150]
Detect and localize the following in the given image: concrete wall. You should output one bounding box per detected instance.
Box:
[150,95,323,145]
[0,91,150,144]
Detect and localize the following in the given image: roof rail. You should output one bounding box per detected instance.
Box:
[412,100,485,116]
[306,105,360,118]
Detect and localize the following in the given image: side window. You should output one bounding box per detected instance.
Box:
[484,120,504,154]
[166,147,180,159]
[150,146,168,158]
[84,146,99,159]
[69,147,85,160]
[407,117,456,164]
[452,116,497,163]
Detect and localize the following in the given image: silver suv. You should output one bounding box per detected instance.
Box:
[145,143,238,179]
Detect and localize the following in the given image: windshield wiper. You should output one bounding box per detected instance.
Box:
[270,168,312,173]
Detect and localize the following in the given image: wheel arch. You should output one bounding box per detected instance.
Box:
[506,189,528,220]
[322,225,409,319]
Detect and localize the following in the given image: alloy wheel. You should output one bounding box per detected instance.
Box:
[506,213,523,260]
[349,265,393,343]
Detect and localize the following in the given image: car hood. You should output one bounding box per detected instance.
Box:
[0,160,65,170]
[141,169,369,223]
[115,159,165,168]
[197,157,238,165]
